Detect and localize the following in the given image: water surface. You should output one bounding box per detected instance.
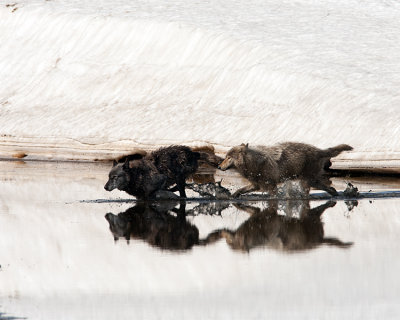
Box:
[1,160,400,319]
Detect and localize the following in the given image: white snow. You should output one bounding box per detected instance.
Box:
[1,0,400,165]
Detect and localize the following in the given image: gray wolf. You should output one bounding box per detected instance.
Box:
[201,201,353,252]
[218,142,353,197]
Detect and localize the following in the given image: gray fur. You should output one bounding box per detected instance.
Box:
[218,142,353,197]
[200,201,353,252]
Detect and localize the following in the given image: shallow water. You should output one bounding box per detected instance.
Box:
[1,160,400,319]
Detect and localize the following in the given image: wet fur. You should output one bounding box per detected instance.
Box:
[219,142,353,197]
[146,145,201,197]
[104,159,167,199]
[109,145,222,198]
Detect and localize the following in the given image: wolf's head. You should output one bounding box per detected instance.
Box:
[105,212,132,242]
[218,143,248,171]
[104,159,131,192]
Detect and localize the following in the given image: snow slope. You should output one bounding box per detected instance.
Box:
[1,0,400,166]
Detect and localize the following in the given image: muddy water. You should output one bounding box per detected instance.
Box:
[1,160,400,319]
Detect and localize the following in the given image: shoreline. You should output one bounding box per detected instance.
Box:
[1,138,400,175]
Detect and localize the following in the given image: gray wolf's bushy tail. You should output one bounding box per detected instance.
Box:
[323,237,353,248]
[322,144,353,158]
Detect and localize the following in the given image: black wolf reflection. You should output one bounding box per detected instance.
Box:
[105,201,200,250]
[105,200,352,252]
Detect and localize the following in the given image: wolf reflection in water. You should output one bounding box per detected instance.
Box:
[105,200,353,252]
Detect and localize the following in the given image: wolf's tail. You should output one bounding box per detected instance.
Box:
[322,238,353,248]
[321,144,353,158]
[191,146,224,167]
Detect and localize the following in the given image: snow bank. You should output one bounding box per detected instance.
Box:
[1,0,400,167]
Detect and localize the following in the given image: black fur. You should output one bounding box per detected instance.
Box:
[104,159,167,199]
[105,202,199,250]
[147,145,201,198]
[106,145,223,198]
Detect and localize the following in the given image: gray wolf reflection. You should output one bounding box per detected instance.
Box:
[218,142,353,197]
[204,201,353,252]
[105,200,352,253]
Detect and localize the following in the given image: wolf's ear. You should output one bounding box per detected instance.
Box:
[123,158,130,170]
[112,160,118,167]
[240,143,249,151]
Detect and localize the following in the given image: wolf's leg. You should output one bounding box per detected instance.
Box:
[233,203,260,216]
[266,184,278,198]
[310,179,338,197]
[264,185,278,210]
[297,200,311,219]
[299,180,311,197]
[171,200,187,217]
[308,200,336,218]
[168,185,179,192]
[177,175,187,198]
[198,230,225,246]
[232,184,259,198]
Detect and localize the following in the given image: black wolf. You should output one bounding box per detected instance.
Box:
[104,158,167,199]
[105,202,199,251]
[146,145,201,198]
[105,145,222,198]
[218,142,353,197]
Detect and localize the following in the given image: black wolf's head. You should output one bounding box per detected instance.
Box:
[104,160,131,192]
[218,143,248,171]
[105,212,132,242]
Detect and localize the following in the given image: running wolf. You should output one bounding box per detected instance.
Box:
[218,142,353,197]
[146,145,201,198]
[105,145,223,198]
[104,158,167,199]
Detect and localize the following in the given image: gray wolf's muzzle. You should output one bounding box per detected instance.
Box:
[218,157,234,171]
